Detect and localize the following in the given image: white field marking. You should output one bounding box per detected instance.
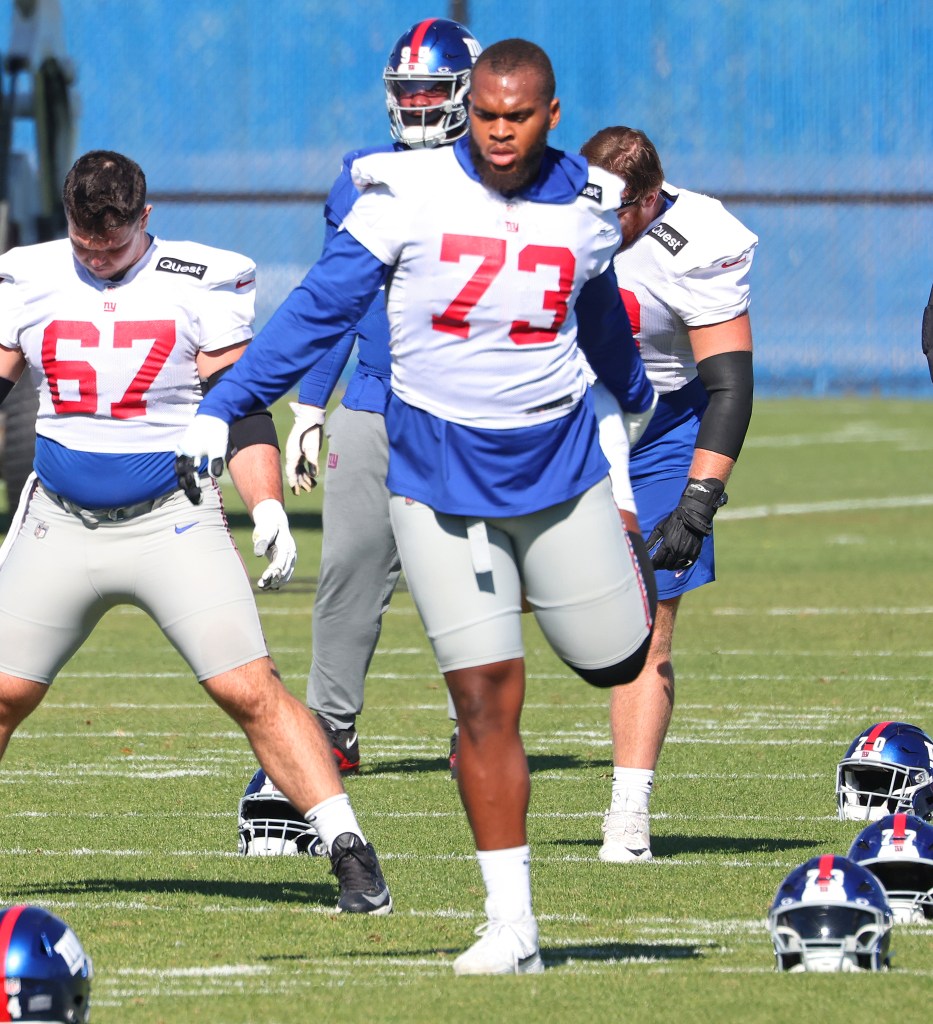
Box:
[715,605,933,616]
[8,810,231,818]
[719,493,933,521]
[682,649,933,657]
[0,847,822,868]
[745,425,925,449]
[116,965,274,977]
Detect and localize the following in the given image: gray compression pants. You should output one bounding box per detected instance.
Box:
[0,480,268,684]
[389,478,653,675]
[306,405,402,729]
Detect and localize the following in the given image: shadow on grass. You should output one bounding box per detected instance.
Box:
[367,752,600,776]
[348,940,705,966]
[552,833,823,857]
[7,877,338,907]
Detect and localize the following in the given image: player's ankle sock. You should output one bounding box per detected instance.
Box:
[304,793,365,851]
[611,767,654,812]
[477,845,532,921]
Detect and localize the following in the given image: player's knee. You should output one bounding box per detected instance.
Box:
[567,630,653,689]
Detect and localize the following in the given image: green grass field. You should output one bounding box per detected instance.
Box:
[1,397,931,1023]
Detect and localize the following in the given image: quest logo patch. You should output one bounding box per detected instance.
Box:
[157,257,208,279]
[648,222,689,255]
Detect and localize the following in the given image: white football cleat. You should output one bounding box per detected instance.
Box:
[599,798,653,863]
[453,916,544,976]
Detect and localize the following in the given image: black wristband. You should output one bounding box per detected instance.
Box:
[679,477,728,534]
[0,376,15,406]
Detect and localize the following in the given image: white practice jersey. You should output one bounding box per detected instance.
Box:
[0,236,256,452]
[613,183,758,394]
[344,146,624,429]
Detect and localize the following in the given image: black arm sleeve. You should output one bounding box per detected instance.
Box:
[0,377,15,406]
[202,363,278,461]
[694,349,754,461]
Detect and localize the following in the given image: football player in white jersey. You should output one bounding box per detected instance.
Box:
[181,41,657,973]
[579,127,757,863]
[0,150,391,915]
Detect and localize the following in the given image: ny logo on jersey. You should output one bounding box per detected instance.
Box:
[104,301,116,313]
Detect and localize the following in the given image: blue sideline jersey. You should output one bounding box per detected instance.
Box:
[296,144,400,415]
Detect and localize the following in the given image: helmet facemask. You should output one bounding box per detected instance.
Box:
[384,70,471,148]
[837,761,930,821]
[770,905,891,972]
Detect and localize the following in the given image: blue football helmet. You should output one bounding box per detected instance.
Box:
[848,812,933,923]
[768,855,893,972]
[237,768,326,856]
[836,721,933,821]
[0,905,92,1022]
[384,18,481,148]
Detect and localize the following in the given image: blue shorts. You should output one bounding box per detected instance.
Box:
[630,377,713,601]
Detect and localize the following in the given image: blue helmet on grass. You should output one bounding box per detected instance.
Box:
[237,768,326,857]
[768,855,893,972]
[848,812,933,923]
[0,905,92,1022]
[836,721,933,821]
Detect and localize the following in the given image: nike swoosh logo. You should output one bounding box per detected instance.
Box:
[175,523,198,534]
[236,277,256,288]
[721,257,746,268]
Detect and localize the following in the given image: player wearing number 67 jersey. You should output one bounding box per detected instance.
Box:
[0,150,393,916]
[579,127,757,864]
[182,39,657,974]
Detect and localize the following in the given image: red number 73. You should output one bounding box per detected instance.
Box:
[41,319,176,419]
[431,234,576,345]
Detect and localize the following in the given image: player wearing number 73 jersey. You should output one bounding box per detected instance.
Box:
[184,40,657,973]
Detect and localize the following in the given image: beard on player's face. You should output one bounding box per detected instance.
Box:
[468,123,550,197]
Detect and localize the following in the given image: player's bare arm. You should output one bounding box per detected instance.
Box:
[0,345,26,398]
[196,341,298,591]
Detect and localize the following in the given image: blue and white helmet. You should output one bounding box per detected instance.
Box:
[0,905,92,1022]
[836,721,933,821]
[768,855,893,972]
[848,812,933,924]
[237,768,326,857]
[383,18,481,148]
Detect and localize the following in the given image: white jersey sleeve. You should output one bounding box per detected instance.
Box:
[0,236,256,453]
[612,184,758,394]
[342,148,623,429]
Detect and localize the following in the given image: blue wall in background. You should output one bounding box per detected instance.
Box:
[2,1,930,394]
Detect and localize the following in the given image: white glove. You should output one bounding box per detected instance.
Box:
[623,390,658,447]
[251,498,298,590]
[284,402,326,495]
[176,413,230,476]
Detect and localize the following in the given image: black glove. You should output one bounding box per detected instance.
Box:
[174,454,203,506]
[923,284,933,384]
[647,478,727,571]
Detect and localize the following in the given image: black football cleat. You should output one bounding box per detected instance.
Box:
[330,832,393,915]
[316,715,360,775]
